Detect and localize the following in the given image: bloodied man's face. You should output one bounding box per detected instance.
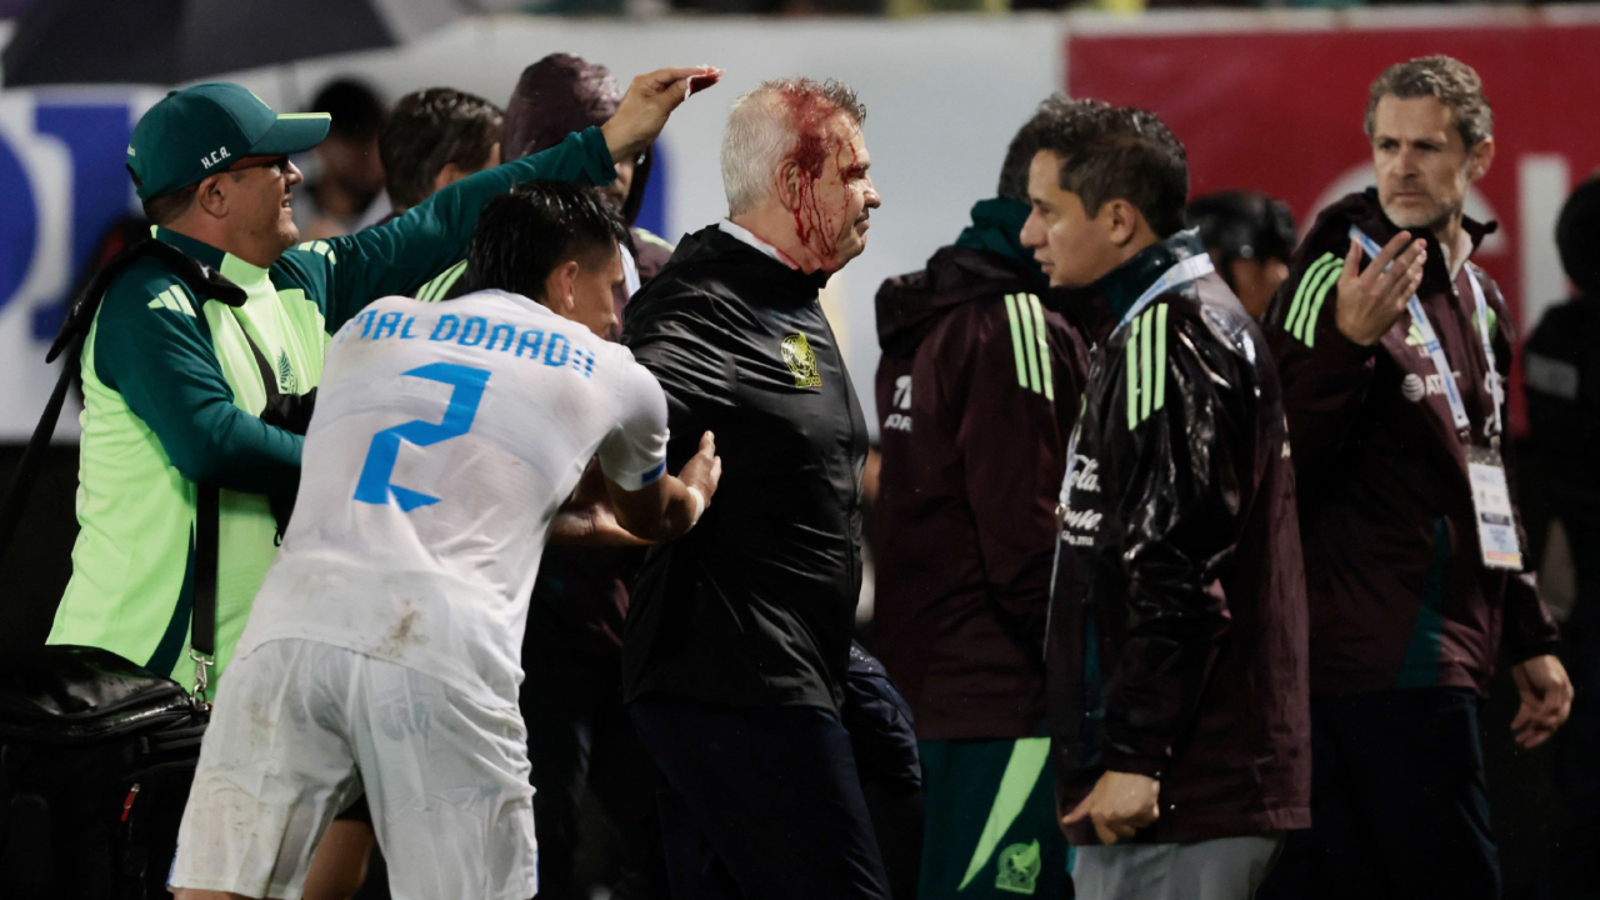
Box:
[781,111,881,273]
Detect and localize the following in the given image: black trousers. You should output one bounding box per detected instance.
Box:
[631,700,893,900]
[520,640,666,900]
[1257,688,1500,900]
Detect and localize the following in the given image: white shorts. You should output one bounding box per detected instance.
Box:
[169,639,537,900]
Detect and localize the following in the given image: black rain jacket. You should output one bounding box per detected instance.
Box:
[1047,230,1311,844]
[621,225,869,714]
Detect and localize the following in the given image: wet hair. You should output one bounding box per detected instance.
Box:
[380,88,503,210]
[458,180,628,302]
[1185,190,1297,288]
[997,95,1111,204]
[1036,105,1189,238]
[1365,55,1493,150]
[311,78,387,143]
[721,78,867,216]
[1558,173,1600,296]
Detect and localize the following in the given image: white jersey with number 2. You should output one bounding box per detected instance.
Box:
[237,289,668,706]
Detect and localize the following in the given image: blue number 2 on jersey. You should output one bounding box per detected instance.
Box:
[354,362,490,512]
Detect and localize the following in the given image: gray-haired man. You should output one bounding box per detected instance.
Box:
[620,77,888,900]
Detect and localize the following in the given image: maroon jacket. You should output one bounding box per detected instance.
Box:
[872,238,1089,741]
[1266,190,1560,696]
[1048,230,1310,844]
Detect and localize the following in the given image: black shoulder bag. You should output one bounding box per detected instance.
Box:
[0,239,258,900]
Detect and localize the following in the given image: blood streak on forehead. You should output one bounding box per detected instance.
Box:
[778,86,861,263]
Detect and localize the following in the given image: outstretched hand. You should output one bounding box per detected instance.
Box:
[601,66,723,164]
[678,430,723,513]
[1334,231,1426,346]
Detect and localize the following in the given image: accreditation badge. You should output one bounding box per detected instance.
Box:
[1467,446,1523,570]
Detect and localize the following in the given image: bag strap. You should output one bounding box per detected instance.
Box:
[189,324,282,699]
[0,237,249,702]
[0,342,81,563]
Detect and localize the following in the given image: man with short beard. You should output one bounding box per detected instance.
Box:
[621,77,889,900]
[1258,55,1571,899]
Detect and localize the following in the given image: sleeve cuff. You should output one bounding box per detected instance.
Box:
[1505,636,1562,668]
[1317,319,1380,366]
[1100,745,1166,780]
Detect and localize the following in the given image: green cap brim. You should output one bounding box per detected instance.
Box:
[250,112,332,156]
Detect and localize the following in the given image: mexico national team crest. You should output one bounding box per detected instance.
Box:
[995,840,1042,895]
[781,333,823,389]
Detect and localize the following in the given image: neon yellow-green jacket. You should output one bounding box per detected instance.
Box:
[50,127,616,693]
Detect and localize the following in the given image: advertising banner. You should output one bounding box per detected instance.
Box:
[1067,11,1600,426]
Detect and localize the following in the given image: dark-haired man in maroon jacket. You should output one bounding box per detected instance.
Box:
[871,94,1093,900]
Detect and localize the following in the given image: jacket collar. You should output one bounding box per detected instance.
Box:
[690,225,832,297]
[1059,229,1208,342]
[155,226,272,290]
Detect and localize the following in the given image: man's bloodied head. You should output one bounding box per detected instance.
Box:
[722,78,881,274]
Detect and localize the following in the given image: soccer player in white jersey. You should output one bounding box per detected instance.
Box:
[170,181,721,900]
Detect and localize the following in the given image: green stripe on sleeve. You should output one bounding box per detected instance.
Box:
[1017,292,1043,395]
[1140,307,1155,423]
[1302,262,1343,349]
[1004,294,1030,390]
[1029,294,1055,402]
[1126,316,1142,430]
[1286,254,1335,339]
[1153,303,1168,414]
[1294,260,1342,344]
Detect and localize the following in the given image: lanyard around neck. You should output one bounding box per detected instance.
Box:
[1347,226,1501,440]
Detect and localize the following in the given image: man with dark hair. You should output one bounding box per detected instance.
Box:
[1525,173,1600,896]
[380,88,504,215]
[1184,190,1296,320]
[300,78,390,238]
[1026,105,1309,898]
[170,180,722,900]
[1258,55,1570,900]
[477,51,686,900]
[871,94,1094,900]
[503,53,677,321]
[621,76,890,900]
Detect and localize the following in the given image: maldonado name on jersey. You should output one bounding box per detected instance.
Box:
[340,306,600,379]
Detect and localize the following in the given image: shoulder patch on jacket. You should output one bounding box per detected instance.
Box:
[1002,292,1054,401]
[1284,251,1343,347]
[1124,302,1168,430]
[295,239,338,265]
[145,285,196,317]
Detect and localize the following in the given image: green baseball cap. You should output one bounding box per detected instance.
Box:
[126,82,331,202]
